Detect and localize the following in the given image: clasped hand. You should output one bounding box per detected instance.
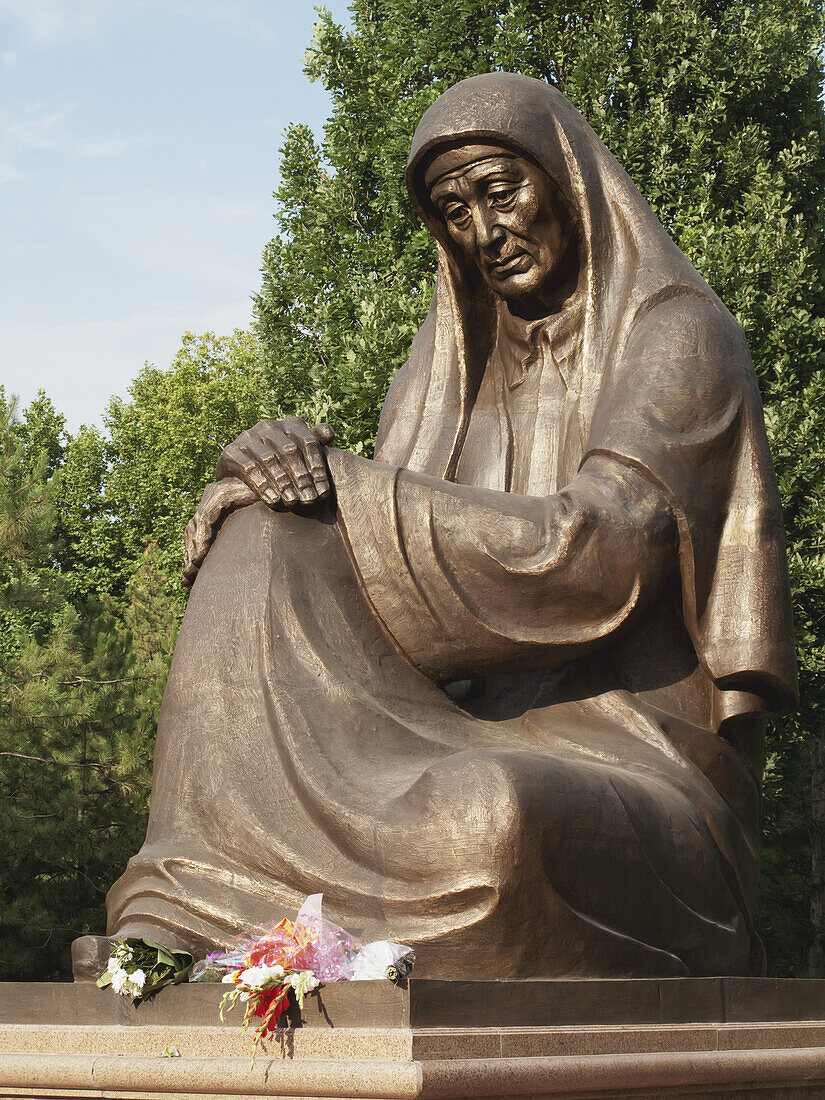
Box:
[182,417,334,587]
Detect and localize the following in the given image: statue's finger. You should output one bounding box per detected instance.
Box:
[244,465,273,500]
[233,452,283,506]
[181,560,199,587]
[258,425,315,503]
[195,492,221,529]
[196,486,214,514]
[304,439,330,496]
[313,423,335,446]
[182,535,200,587]
[211,477,259,515]
[261,456,300,505]
[215,433,254,481]
[283,421,330,497]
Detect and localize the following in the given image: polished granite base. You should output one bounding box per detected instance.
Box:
[1,980,825,1097]
[4,977,825,1029]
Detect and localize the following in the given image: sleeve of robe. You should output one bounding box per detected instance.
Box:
[585,294,797,721]
[329,448,677,684]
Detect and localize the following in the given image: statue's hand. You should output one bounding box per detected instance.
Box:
[182,478,257,587]
[215,418,335,508]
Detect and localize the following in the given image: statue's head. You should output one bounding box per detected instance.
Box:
[424,143,578,318]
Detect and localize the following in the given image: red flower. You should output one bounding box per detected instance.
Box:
[250,986,290,1037]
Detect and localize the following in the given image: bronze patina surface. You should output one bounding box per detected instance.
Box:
[94,74,796,980]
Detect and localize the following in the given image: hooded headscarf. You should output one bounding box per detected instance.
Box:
[375,72,796,727]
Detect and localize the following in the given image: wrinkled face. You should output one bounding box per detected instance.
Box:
[427,149,577,316]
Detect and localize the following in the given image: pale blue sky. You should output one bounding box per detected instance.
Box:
[0,0,352,428]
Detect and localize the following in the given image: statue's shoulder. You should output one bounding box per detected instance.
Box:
[591,289,759,450]
[622,288,753,398]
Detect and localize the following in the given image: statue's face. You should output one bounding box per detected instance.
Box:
[428,150,577,317]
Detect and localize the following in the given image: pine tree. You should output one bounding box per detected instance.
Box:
[0,330,272,977]
[255,0,825,973]
[0,404,176,980]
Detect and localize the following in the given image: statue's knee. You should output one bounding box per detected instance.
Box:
[413,750,542,875]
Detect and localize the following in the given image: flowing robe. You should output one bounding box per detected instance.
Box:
[106,74,796,978]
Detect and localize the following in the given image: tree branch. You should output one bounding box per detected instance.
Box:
[0,752,111,772]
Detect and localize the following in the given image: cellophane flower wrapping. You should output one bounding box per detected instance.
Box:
[191,892,414,984]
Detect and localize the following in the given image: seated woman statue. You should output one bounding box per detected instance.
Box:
[90,73,797,979]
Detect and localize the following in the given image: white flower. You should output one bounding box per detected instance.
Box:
[238,965,267,990]
[288,970,320,1001]
[221,973,236,984]
[106,942,133,978]
[110,966,130,994]
[238,964,285,991]
[129,969,146,992]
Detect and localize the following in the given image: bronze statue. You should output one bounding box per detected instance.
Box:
[92,74,797,978]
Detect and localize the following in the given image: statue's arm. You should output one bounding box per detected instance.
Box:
[388,296,749,674]
[332,450,678,680]
[182,477,258,586]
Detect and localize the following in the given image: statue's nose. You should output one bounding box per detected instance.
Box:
[473,206,505,251]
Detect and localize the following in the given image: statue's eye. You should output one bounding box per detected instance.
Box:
[488,186,518,208]
[443,203,471,228]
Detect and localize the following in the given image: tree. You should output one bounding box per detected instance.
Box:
[56,330,269,607]
[255,0,825,974]
[2,0,822,979]
[0,399,177,980]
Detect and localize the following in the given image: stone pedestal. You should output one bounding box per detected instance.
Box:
[1,979,825,1098]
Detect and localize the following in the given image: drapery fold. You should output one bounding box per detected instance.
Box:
[332,451,675,681]
[379,73,796,726]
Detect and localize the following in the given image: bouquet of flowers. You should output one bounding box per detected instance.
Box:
[216,942,322,1063]
[96,939,193,1003]
[192,894,414,1065]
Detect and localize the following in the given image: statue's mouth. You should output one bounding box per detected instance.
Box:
[488,251,531,277]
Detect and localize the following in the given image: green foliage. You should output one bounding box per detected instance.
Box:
[101,330,268,592]
[0,394,64,659]
[0,594,166,980]
[0,402,172,979]
[0,331,265,979]
[256,0,825,973]
[759,372,825,973]
[0,329,269,979]
[58,330,269,605]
